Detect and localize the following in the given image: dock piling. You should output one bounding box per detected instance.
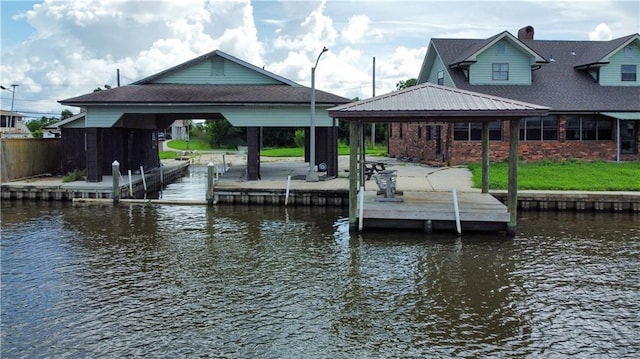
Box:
[112,160,120,204]
[285,174,291,206]
[358,186,364,231]
[140,166,147,192]
[452,188,461,235]
[206,162,215,206]
[128,170,133,197]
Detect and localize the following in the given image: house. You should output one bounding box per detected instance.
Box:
[42,124,62,138]
[0,110,32,138]
[59,50,350,182]
[389,26,640,164]
[170,119,190,140]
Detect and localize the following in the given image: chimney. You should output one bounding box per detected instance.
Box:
[518,25,535,41]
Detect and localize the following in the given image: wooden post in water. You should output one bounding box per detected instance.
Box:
[206,162,215,206]
[481,121,490,193]
[349,120,360,225]
[112,160,120,204]
[507,118,520,236]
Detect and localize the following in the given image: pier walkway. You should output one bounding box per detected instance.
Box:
[3,151,638,233]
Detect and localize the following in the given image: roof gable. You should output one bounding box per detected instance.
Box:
[574,34,640,68]
[417,42,439,83]
[133,50,300,87]
[449,31,547,66]
[49,112,86,129]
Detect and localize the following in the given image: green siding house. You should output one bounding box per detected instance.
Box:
[391,26,640,164]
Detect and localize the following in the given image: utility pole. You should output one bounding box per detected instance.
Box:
[306,46,329,182]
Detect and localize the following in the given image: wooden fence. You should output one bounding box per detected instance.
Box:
[0,138,62,182]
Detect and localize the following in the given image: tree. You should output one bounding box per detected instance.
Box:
[262,128,296,147]
[204,119,245,148]
[61,109,73,119]
[27,116,60,138]
[396,78,417,90]
[93,84,112,92]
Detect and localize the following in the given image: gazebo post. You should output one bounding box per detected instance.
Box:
[359,121,366,188]
[348,120,360,226]
[481,121,490,193]
[507,118,520,236]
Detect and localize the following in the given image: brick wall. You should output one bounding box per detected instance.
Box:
[388,120,639,164]
[388,123,444,162]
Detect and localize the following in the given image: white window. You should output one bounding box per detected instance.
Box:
[492,63,509,81]
[621,64,637,81]
[437,71,444,85]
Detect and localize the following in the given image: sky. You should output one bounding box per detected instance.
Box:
[1,0,639,119]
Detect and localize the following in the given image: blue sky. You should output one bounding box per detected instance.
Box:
[1,0,639,118]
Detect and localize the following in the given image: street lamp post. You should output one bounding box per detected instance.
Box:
[1,84,18,130]
[307,46,328,182]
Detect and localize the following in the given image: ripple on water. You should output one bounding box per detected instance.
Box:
[1,203,639,357]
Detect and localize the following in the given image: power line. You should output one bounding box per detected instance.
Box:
[16,111,63,117]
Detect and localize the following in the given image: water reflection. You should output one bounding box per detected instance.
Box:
[1,201,639,357]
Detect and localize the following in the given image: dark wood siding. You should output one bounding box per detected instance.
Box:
[61,127,160,180]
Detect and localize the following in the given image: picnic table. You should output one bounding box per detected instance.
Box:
[365,161,386,180]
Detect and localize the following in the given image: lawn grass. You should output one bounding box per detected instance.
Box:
[159,150,178,160]
[166,138,213,151]
[469,161,640,191]
[260,144,387,157]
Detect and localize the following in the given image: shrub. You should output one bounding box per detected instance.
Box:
[62,169,86,182]
[294,129,305,148]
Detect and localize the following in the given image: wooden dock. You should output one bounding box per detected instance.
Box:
[360,191,510,232]
[1,160,189,201]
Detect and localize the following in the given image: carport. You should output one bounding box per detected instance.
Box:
[59,50,350,182]
[329,83,549,234]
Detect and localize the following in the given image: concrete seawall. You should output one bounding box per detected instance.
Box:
[1,160,189,201]
[491,190,640,212]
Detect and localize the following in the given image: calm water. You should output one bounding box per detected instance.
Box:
[1,172,639,357]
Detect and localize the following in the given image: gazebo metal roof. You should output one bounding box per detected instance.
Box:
[328,82,549,121]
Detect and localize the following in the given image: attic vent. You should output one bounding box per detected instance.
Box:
[211,57,225,76]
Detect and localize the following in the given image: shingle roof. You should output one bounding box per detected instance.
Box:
[59,84,350,106]
[328,82,549,120]
[573,34,638,67]
[432,34,640,112]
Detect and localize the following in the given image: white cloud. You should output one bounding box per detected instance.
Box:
[588,23,613,41]
[376,46,427,93]
[341,15,370,43]
[1,0,638,118]
[1,0,266,116]
[272,0,338,52]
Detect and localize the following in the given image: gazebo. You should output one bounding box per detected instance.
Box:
[328,82,549,234]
